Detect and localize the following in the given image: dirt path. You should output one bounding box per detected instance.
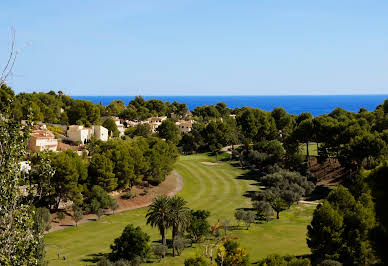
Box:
[47,170,183,233]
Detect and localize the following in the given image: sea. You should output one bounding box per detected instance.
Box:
[72,95,388,117]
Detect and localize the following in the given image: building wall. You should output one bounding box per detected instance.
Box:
[93,125,109,141]
[68,127,90,144]
[28,137,58,152]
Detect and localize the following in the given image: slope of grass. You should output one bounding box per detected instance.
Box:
[45,154,315,265]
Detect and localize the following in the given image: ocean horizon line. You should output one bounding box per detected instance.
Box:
[70,94,388,97]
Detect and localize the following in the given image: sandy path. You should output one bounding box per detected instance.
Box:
[47,170,183,233]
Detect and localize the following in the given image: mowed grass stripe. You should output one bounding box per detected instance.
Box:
[195,165,233,214]
[175,161,214,206]
[187,164,228,212]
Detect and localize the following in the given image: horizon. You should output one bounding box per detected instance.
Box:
[69,94,388,97]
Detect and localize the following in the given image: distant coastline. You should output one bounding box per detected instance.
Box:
[72,95,388,116]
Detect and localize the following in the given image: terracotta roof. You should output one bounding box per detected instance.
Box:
[30,130,55,139]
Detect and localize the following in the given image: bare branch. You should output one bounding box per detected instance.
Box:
[1,27,18,86]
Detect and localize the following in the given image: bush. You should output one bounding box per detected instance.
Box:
[152,244,167,261]
[216,240,249,266]
[121,191,136,200]
[184,255,210,266]
[257,254,311,266]
[173,236,189,256]
[109,224,150,262]
[57,211,65,222]
[319,260,342,266]
[97,257,141,266]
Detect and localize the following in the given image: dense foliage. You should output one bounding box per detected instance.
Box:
[0,84,53,265]
[108,224,151,262]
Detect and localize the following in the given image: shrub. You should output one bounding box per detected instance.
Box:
[121,191,136,200]
[109,224,150,262]
[173,236,189,256]
[184,255,210,266]
[257,254,311,266]
[319,260,342,266]
[57,211,65,222]
[152,244,167,261]
[216,240,249,266]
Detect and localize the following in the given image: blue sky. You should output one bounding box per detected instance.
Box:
[1,0,388,95]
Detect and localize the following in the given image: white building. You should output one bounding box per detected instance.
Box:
[28,129,58,152]
[67,125,109,144]
[176,120,194,134]
[92,125,109,141]
[147,116,167,133]
[67,125,90,144]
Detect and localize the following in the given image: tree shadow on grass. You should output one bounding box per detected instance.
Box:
[305,185,331,201]
[81,252,107,263]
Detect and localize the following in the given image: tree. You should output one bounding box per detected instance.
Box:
[364,163,388,264]
[294,118,314,164]
[51,150,87,209]
[307,186,375,265]
[107,100,125,116]
[111,200,119,214]
[157,119,181,144]
[72,205,83,227]
[173,235,188,256]
[187,210,211,242]
[57,212,65,223]
[253,201,272,222]
[216,240,249,266]
[169,196,191,256]
[85,185,117,216]
[131,123,152,137]
[109,224,150,262]
[0,93,52,264]
[241,211,256,230]
[234,210,245,226]
[103,117,119,137]
[35,207,51,232]
[33,207,51,265]
[146,195,171,246]
[88,153,117,191]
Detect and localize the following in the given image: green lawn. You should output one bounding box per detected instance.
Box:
[45,154,316,265]
[300,142,319,156]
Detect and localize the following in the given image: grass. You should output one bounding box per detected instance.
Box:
[45,153,316,265]
[300,142,319,156]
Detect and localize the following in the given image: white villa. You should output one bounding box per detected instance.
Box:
[176,120,194,134]
[112,116,125,137]
[67,125,109,144]
[28,129,58,152]
[147,116,167,133]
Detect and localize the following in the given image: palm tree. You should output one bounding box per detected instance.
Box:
[146,195,171,246]
[169,196,190,257]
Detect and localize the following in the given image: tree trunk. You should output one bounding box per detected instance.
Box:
[306,141,310,166]
[276,210,280,219]
[172,225,177,257]
[161,227,166,246]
